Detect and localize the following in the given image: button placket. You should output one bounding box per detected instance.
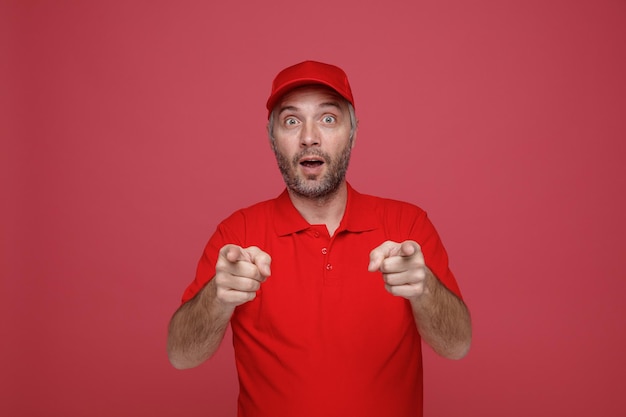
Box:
[322,246,331,272]
[323,237,334,276]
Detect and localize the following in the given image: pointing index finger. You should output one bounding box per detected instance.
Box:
[399,241,417,257]
[222,245,251,263]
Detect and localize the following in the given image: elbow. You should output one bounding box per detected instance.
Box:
[167,349,204,370]
[431,329,472,360]
[434,343,470,361]
[444,309,473,360]
[167,339,206,370]
[168,353,191,370]
[445,339,471,360]
[167,345,188,370]
[442,332,472,360]
[169,360,196,370]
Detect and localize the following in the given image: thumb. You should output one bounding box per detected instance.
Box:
[368,249,386,272]
[247,247,272,278]
[254,254,272,278]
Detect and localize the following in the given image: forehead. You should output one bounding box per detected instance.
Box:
[276,85,348,111]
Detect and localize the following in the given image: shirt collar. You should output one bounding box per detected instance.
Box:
[273,182,378,236]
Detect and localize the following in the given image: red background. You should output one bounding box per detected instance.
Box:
[2,1,625,416]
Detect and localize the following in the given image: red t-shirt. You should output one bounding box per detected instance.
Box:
[182,184,462,417]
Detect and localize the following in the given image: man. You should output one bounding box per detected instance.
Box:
[167,60,472,417]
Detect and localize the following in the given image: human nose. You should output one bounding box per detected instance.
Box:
[299,121,320,147]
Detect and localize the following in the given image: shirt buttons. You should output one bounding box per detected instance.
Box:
[321,248,328,255]
[325,263,333,270]
[313,231,320,238]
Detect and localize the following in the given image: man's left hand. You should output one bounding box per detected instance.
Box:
[368,240,430,301]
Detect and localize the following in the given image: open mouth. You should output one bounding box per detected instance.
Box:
[299,158,324,168]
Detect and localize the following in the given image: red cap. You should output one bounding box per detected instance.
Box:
[266,60,355,117]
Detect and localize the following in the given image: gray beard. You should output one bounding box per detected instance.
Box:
[273,139,353,200]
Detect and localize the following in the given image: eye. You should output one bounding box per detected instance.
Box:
[284,117,298,126]
[322,115,336,124]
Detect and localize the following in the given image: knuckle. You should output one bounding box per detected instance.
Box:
[380,259,390,273]
[216,287,229,302]
[235,262,253,278]
[416,267,426,280]
[244,278,260,292]
[215,258,228,271]
[214,273,228,287]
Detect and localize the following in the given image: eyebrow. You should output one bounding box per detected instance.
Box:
[277,101,343,117]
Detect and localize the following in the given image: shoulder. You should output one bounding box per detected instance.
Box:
[202,197,278,250]
[348,186,434,242]
[220,196,278,227]
[353,189,427,220]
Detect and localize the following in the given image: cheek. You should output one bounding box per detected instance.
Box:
[272,143,296,166]
[273,136,298,155]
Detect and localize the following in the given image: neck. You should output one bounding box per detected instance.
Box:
[287,182,348,236]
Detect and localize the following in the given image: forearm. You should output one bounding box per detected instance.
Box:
[411,269,472,360]
[167,279,234,369]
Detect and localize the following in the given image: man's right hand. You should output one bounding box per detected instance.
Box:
[214,244,272,308]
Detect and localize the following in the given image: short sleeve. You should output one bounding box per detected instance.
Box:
[180,212,245,304]
[409,210,462,300]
